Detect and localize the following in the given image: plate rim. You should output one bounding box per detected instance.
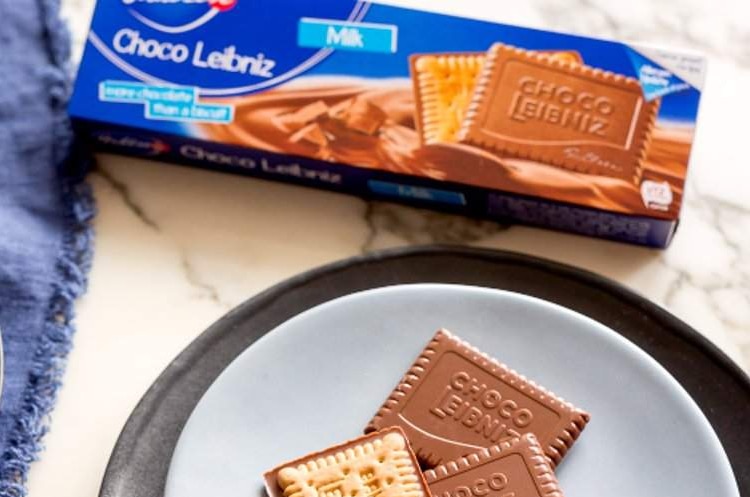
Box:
[167,283,738,497]
[98,246,750,497]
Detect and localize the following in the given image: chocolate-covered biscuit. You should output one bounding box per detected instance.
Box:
[426,434,563,497]
[459,43,659,183]
[265,427,429,497]
[366,329,589,467]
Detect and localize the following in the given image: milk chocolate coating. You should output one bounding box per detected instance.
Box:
[264,427,430,497]
[459,43,660,184]
[366,330,590,467]
[425,435,563,497]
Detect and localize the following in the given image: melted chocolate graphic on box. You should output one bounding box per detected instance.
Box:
[200,80,688,219]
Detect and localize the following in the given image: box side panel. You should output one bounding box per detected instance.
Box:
[75,119,676,247]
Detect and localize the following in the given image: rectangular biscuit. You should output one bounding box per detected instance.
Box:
[411,52,486,145]
[264,427,430,497]
[365,329,589,468]
[411,50,583,145]
[425,434,563,497]
[458,43,659,183]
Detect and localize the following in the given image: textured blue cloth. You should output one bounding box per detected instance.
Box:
[0,0,94,495]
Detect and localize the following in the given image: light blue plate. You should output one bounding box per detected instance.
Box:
[165,284,738,497]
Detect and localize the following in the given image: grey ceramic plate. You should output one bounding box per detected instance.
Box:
[165,284,738,497]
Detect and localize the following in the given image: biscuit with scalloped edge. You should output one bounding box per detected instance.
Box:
[366,329,590,467]
[265,428,429,497]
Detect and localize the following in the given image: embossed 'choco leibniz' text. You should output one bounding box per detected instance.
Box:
[366,329,590,467]
[458,44,659,184]
[425,434,564,497]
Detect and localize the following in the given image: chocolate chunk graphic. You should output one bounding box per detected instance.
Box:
[289,122,330,147]
[274,100,330,133]
[339,97,388,135]
[366,329,589,467]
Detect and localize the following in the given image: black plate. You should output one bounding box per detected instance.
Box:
[99,246,750,497]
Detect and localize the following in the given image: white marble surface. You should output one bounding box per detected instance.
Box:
[28,1,750,496]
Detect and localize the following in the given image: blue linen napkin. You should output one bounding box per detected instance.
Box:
[0,0,94,494]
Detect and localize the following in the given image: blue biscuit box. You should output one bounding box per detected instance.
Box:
[69,0,706,247]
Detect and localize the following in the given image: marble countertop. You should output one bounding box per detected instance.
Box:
[29,0,750,495]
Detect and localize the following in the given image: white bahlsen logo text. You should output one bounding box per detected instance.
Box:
[122,0,236,11]
[123,0,236,34]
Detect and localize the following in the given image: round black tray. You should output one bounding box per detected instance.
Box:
[99,246,750,497]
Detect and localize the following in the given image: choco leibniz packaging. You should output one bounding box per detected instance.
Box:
[69,0,706,247]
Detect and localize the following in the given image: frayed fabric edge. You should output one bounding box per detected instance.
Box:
[0,0,96,493]
[0,174,95,497]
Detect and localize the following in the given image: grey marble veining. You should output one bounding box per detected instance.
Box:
[533,0,750,67]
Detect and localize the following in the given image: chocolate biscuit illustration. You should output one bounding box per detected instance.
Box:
[411,53,486,144]
[459,43,659,183]
[411,50,583,145]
